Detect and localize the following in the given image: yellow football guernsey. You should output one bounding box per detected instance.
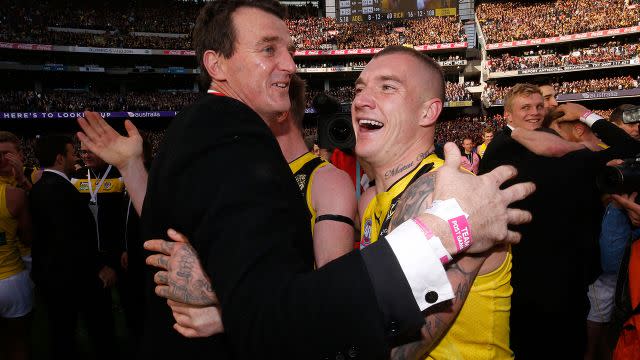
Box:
[477,142,488,158]
[360,153,513,359]
[0,172,32,258]
[0,183,24,280]
[360,153,443,248]
[289,152,328,235]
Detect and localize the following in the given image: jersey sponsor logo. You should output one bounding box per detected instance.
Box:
[361,219,372,249]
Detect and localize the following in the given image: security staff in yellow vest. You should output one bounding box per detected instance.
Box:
[272,75,356,268]
[354,46,514,359]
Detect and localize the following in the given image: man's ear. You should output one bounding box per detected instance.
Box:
[419,98,443,127]
[203,50,226,82]
[55,153,64,167]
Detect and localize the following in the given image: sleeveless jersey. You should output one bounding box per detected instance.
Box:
[0,168,36,258]
[360,153,513,359]
[360,153,443,248]
[0,183,24,280]
[289,152,328,235]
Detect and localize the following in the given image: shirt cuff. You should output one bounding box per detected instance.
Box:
[579,111,603,127]
[385,220,454,311]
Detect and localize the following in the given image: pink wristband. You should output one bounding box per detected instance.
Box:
[425,199,473,254]
[412,217,452,264]
[448,215,472,252]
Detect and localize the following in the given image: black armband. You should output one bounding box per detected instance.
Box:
[315,214,355,227]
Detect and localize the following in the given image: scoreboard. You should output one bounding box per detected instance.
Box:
[336,0,457,23]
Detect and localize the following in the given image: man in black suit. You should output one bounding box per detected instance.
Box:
[479,84,640,359]
[29,135,116,359]
[76,1,535,358]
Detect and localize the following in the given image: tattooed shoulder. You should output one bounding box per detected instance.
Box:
[388,171,437,231]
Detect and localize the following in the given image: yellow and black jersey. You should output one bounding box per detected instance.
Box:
[289,152,328,235]
[0,182,23,279]
[360,153,443,249]
[360,152,513,360]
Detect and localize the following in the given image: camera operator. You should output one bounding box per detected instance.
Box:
[610,104,640,141]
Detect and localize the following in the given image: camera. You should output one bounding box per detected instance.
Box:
[597,154,640,196]
[312,93,355,151]
[622,106,640,124]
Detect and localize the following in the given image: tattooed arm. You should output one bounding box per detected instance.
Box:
[387,172,487,360]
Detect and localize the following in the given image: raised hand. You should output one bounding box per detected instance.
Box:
[144,228,218,306]
[77,111,143,171]
[418,142,535,255]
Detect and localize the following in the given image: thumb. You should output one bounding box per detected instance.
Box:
[442,142,462,170]
[124,119,140,138]
[167,228,190,244]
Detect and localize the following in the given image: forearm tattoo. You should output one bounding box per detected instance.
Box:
[390,260,480,360]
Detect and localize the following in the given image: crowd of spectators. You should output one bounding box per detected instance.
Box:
[1,0,465,50]
[483,75,640,104]
[478,0,640,43]
[486,41,640,72]
[0,90,199,112]
[435,114,505,146]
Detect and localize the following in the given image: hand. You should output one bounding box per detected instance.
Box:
[98,265,117,288]
[144,229,218,306]
[611,192,640,227]
[4,153,25,182]
[553,103,591,123]
[425,142,535,255]
[77,112,144,171]
[121,251,128,270]
[168,299,224,338]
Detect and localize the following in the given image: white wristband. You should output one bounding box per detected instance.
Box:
[425,199,472,254]
[579,111,603,128]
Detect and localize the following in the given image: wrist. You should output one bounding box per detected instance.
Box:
[118,156,145,177]
[425,199,472,255]
[579,110,603,127]
[412,217,453,264]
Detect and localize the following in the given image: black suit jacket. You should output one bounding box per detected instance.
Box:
[478,121,640,358]
[138,95,424,359]
[29,171,103,290]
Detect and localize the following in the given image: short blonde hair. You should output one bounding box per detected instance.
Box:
[504,83,542,112]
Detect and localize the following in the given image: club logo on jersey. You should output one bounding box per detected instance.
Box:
[361,218,372,249]
[295,174,307,193]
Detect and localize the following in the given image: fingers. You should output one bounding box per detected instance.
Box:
[144,239,175,255]
[442,142,462,170]
[630,192,638,203]
[173,323,198,338]
[167,228,190,244]
[507,208,532,225]
[503,230,522,244]
[486,164,518,185]
[124,120,141,138]
[146,254,169,269]
[154,271,168,285]
[500,181,536,204]
[606,159,624,167]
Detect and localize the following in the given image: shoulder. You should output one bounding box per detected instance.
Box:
[312,164,356,210]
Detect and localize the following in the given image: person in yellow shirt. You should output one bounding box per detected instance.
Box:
[0,132,33,360]
[476,127,494,158]
[355,46,513,359]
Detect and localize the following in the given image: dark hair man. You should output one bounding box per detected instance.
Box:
[30,135,116,360]
[476,127,494,158]
[77,1,534,358]
[610,104,640,141]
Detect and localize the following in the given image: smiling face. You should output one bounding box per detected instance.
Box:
[506,93,545,130]
[539,84,558,113]
[351,52,440,168]
[216,7,296,122]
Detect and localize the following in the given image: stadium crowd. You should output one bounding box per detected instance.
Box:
[486,40,640,72]
[478,0,640,43]
[483,75,640,104]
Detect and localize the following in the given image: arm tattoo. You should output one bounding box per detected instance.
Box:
[390,260,481,360]
[388,172,436,232]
